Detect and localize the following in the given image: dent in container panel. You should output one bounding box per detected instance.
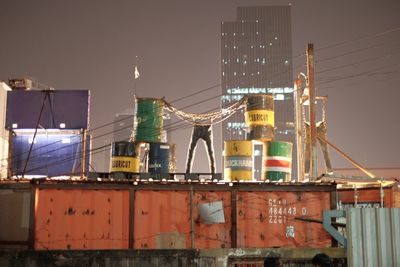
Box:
[35,189,129,250]
[133,190,190,249]
[236,191,331,248]
[193,191,231,249]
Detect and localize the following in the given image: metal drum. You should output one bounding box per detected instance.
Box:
[224,140,253,181]
[148,142,170,175]
[263,141,293,181]
[110,141,140,178]
[245,94,274,141]
[134,97,164,142]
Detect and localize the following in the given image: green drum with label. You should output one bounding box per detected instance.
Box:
[263,141,292,181]
[134,97,164,142]
[224,140,253,181]
[245,94,275,141]
[110,141,140,178]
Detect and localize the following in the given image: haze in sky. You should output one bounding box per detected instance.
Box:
[1,0,399,175]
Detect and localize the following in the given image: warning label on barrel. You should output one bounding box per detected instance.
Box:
[245,110,274,126]
[224,156,252,171]
[110,156,139,172]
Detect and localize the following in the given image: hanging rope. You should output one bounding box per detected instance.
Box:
[163,97,246,125]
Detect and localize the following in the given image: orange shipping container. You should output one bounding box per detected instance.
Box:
[236,191,332,248]
[134,190,191,249]
[338,184,400,208]
[193,191,232,249]
[35,189,129,250]
[134,190,232,249]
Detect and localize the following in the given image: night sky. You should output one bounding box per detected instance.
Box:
[1,0,399,175]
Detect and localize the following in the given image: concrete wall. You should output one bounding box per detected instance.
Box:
[0,82,10,178]
[0,248,346,267]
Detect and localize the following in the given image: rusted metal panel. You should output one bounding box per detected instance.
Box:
[193,191,232,249]
[133,190,191,249]
[34,189,129,250]
[338,187,392,208]
[236,191,331,247]
[393,185,400,207]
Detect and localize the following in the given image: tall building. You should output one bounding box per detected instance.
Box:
[221,6,297,179]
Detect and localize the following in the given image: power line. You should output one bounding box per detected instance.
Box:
[6,25,400,174]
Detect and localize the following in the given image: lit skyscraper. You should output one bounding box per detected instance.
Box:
[221,6,296,179]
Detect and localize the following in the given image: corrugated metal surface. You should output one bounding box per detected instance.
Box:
[0,188,32,248]
[347,208,400,267]
[134,190,191,249]
[35,189,129,250]
[236,191,332,247]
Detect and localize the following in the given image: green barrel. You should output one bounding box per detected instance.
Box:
[134,97,164,142]
[263,141,293,181]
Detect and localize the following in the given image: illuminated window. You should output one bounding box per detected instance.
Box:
[275,94,285,100]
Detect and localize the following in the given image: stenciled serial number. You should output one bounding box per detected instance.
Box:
[268,198,307,224]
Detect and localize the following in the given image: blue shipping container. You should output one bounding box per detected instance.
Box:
[11,133,90,177]
[6,90,90,129]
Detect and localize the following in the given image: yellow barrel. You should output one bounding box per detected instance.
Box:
[110,142,140,175]
[224,140,253,181]
[245,94,274,141]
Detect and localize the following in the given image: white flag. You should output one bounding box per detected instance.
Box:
[134,66,140,79]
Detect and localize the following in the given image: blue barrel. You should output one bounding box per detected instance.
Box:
[148,142,170,174]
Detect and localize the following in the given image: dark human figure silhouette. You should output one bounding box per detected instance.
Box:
[185,124,215,173]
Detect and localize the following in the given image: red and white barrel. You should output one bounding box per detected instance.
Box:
[263,141,293,181]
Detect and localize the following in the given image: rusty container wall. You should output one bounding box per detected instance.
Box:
[193,191,231,249]
[236,191,332,248]
[0,187,32,248]
[133,190,191,249]
[34,189,129,250]
[393,184,400,207]
[337,187,393,208]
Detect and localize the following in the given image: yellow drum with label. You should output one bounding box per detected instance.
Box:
[245,94,274,141]
[224,140,253,181]
[110,142,140,177]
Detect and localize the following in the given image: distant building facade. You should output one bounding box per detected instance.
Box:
[221,6,296,179]
[113,113,134,143]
